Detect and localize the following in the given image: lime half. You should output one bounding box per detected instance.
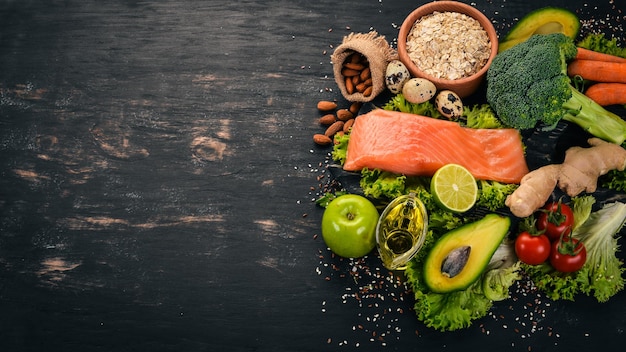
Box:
[430,164,478,213]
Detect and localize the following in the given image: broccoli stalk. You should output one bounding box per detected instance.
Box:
[487,33,626,144]
[562,87,626,144]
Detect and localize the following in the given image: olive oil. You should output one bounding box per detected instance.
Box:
[376,193,428,270]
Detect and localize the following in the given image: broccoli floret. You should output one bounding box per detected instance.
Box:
[487,33,626,144]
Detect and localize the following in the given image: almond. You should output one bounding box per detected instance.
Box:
[317,100,337,111]
[343,119,355,133]
[349,102,362,115]
[363,85,373,97]
[313,134,332,146]
[343,62,365,71]
[336,109,354,121]
[345,77,355,94]
[341,68,361,77]
[325,120,345,137]
[359,67,371,81]
[319,114,336,125]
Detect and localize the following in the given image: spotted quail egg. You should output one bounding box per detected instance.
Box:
[402,78,437,104]
[385,60,411,94]
[435,90,463,119]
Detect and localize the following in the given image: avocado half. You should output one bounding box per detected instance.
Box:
[423,214,510,293]
[499,7,580,52]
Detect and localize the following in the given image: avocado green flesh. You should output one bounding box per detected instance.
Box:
[533,22,564,35]
[499,7,580,52]
[423,214,510,293]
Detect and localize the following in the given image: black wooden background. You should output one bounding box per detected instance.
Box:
[1,0,625,351]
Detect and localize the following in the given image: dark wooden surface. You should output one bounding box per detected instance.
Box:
[1,0,625,351]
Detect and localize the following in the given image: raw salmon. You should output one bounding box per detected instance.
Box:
[343,109,529,184]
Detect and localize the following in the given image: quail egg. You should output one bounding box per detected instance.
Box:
[402,78,437,104]
[435,90,463,119]
[385,60,411,94]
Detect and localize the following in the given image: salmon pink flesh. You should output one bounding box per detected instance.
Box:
[343,109,529,184]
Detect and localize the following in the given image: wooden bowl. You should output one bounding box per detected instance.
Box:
[397,1,498,98]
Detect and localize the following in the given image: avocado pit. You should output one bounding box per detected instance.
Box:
[441,245,471,278]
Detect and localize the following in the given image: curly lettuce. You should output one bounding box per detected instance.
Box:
[482,261,522,301]
[462,104,505,129]
[382,93,442,118]
[331,132,350,165]
[476,180,518,211]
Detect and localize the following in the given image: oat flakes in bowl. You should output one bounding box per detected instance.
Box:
[397,1,498,98]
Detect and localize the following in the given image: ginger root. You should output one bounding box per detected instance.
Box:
[506,138,626,218]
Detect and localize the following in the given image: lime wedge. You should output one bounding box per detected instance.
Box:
[430,164,478,213]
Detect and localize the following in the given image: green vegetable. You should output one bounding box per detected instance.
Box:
[315,191,348,208]
[570,195,596,230]
[476,180,518,211]
[600,169,626,192]
[410,278,492,331]
[521,262,587,301]
[331,132,350,165]
[577,33,626,59]
[359,168,407,200]
[486,33,626,144]
[382,93,442,118]
[524,201,626,302]
[482,261,521,301]
[571,202,626,302]
[405,234,492,331]
[461,104,504,129]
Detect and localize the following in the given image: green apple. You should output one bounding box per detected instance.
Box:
[321,194,379,258]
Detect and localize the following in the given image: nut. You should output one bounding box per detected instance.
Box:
[319,114,336,125]
[340,52,373,98]
[336,109,354,121]
[313,134,332,146]
[343,119,355,133]
[349,102,362,115]
[325,121,345,137]
[317,100,338,111]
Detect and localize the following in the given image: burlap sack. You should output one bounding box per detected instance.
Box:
[331,31,397,102]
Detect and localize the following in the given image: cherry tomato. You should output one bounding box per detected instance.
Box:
[515,231,551,265]
[537,201,574,242]
[549,237,586,273]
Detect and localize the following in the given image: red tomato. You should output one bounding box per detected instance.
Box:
[537,201,574,241]
[549,237,587,273]
[514,231,551,265]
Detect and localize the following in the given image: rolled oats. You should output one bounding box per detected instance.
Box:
[405,11,491,80]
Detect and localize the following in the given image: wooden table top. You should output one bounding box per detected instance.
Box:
[1,0,625,351]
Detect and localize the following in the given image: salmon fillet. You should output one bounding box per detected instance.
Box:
[343,109,529,184]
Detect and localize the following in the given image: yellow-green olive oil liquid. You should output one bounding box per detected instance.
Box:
[376,193,428,270]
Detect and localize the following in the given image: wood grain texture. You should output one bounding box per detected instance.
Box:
[1,0,625,351]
